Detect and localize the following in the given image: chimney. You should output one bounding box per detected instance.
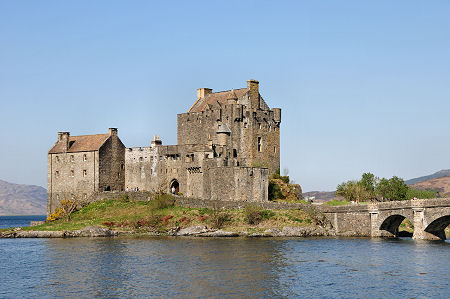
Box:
[151,135,162,147]
[109,128,118,136]
[197,88,212,100]
[247,79,259,109]
[57,132,70,152]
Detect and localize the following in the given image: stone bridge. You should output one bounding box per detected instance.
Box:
[318,198,450,240]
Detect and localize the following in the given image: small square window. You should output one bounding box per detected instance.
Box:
[70,155,74,162]
[83,154,87,161]
[71,170,74,177]
[56,156,60,162]
[55,171,60,177]
[83,170,87,177]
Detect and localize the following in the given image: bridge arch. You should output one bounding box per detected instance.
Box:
[424,215,450,240]
[379,214,413,237]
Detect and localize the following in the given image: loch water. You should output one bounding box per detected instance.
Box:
[0,215,46,229]
[0,228,449,298]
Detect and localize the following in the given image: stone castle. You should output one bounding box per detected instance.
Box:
[47,80,281,215]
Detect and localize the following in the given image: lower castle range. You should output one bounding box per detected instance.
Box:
[47,79,281,215]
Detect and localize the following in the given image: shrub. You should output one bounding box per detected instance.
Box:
[119,194,130,202]
[269,182,284,200]
[244,204,268,225]
[153,194,175,210]
[209,210,231,229]
[161,215,173,225]
[406,188,438,199]
[197,215,208,222]
[46,199,77,222]
[102,221,116,228]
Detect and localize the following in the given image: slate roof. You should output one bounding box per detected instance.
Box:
[48,134,110,154]
[217,123,231,134]
[188,88,248,113]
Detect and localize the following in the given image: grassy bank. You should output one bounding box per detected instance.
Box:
[20,195,325,235]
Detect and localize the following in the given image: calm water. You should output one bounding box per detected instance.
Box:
[0,234,449,298]
[0,215,46,229]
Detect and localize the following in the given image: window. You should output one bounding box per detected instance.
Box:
[233,149,238,158]
[259,123,262,130]
[121,163,125,170]
[257,137,262,152]
[83,154,87,161]
[55,171,60,177]
[70,170,74,177]
[56,156,60,162]
[83,194,87,199]
[70,155,74,162]
[139,157,143,162]
[118,172,121,178]
[274,146,277,153]
[83,170,87,177]
[56,194,60,200]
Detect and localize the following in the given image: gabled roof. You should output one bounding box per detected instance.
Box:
[188,88,248,113]
[48,134,110,154]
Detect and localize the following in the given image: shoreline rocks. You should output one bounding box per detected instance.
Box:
[0,225,339,239]
[0,226,118,238]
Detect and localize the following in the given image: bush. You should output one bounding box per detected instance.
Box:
[406,187,438,199]
[244,204,272,225]
[46,199,77,222]
[269,182,284,201]
[209,209,231,229]
[153,194,175,209]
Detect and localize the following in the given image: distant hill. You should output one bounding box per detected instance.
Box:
[405,169,450,185]
[409,175,450,196]
[302,191,337,203]
[0,179,47,216]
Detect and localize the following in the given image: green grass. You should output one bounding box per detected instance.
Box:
[13,194,328,234]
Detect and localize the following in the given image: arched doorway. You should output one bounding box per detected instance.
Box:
[170,179,179,195]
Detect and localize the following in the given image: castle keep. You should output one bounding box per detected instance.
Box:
[47,80,281,215]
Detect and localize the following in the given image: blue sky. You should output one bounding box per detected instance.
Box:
[0,1,449,191]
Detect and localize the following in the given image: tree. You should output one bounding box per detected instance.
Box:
[360,173,377,192]
[375,176,408,201]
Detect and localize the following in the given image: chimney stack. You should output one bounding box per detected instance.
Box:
[151,135,162,147]
[247,79,260,110]
[197,88,212,100]
[57,132,70,152]
[109,128,118,136]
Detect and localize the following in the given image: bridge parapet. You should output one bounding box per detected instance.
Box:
[319,198,450,240]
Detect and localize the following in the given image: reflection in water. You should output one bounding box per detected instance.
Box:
[0,237,449,298]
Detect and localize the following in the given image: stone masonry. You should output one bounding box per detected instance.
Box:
[48,80,281,215]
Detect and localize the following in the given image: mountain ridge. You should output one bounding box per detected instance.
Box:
[405,169,450,185]
[0,179,47,216]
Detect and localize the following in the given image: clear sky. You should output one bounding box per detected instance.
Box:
[0,1,449,191]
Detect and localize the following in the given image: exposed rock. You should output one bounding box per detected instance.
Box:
[264,228,282,236]
[67,226,118,237]
[167,226,180,236]
[176,225,209,236]
[262,226,334,237]
[200,230,239,237]
[15,230,65,238]
[30,221,45,227]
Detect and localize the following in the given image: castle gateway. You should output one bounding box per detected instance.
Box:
[47,80,281,214]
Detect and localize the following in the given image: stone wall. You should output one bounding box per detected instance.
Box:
[177,86,281,175]
[98,133,125,192]
[47,151,99,215]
